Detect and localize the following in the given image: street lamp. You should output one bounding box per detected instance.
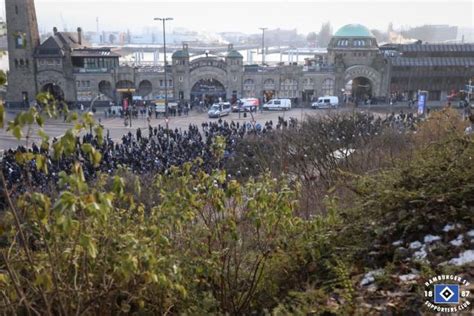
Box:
[128,88,132,128]
[154,17,173,122]
[259,27,267,65]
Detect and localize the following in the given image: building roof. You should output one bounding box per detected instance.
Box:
[391,57,474,67]
[381,43,474,53]
[398,43,474,53]
[54,32,90,49]
[71,48,121,58]
[334,24,375,38]
[226,49,243,58]
[36,31,91,57]
[172,50,189,58]
[36,36,64,57]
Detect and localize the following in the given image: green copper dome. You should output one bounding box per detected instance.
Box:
[334,24,375,38]
[226,50,243,58]
[172,50,189,58]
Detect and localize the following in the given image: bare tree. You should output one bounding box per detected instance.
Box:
[318,22,333,47]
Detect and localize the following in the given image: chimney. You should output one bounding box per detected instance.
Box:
[53,27,58,35]
[77,27,82,45]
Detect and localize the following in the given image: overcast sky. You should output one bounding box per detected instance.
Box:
[1,0,473,34]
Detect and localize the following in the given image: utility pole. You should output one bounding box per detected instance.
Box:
[259,27,267,65]
[155,17,173,122]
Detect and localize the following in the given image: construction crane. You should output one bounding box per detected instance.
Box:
[60,12,68,32]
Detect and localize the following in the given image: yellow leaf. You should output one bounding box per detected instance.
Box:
[12,125,22,140]
[0,273,8,284]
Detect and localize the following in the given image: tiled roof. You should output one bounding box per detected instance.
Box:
[71,49,121,57]
[391,57,474,67]
[384,43,474,53]
[36,32,91,56]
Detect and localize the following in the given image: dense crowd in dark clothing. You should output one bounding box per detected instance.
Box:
[0,111,420,208]
[0,119,282,200]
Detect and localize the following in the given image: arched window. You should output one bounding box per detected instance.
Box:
[337,39,349,47]
[304,77,314,89]
[353,39,366,47]
[322,78,334,96]
[243,79,254,89]
[15,34,24,48]
[263,78,275,90]
[280,79,298,98]
[243,79,255,97]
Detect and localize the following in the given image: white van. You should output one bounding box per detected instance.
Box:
[208,102,231,118]
[263,99,292,111]
[312,96,339,109]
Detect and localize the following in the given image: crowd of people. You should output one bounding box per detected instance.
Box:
[0,110,423,208]
[0,118,284,201]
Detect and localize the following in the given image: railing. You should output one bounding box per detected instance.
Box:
[244,66,280,73]
[73,67,110,73]
[136,66,165,73]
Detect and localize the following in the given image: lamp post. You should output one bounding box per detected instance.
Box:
[468,79,472,105]
[259,27,267,65]
[128,89,132,128]
[154,17,173,122]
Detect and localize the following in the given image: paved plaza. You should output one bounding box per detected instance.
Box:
[0,107,371,151]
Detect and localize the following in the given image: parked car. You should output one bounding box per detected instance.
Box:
[262,99,291,111]
[208,102,231,118]
[312,96,339,109]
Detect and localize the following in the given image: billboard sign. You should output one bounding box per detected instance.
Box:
[418,91,428,115]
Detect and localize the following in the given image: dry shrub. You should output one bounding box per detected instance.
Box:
[413,107,467,145]
[346,129,414,174]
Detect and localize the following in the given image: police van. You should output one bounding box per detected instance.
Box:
[312,96,339,109]
[262,99,292,111]
[208,102,231,118]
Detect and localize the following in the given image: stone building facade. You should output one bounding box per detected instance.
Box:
[5,0,474,107]
[381,43,474,101]
[5,0,40,104]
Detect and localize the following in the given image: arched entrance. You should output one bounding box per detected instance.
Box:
[263,78,276,102]
[190,78,226,105]
[116,80,135,107]
[42,83,64,101]
[343,65,382,103]
[346,77,372,103]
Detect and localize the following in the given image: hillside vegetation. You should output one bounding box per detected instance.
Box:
[0,102,472,315]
